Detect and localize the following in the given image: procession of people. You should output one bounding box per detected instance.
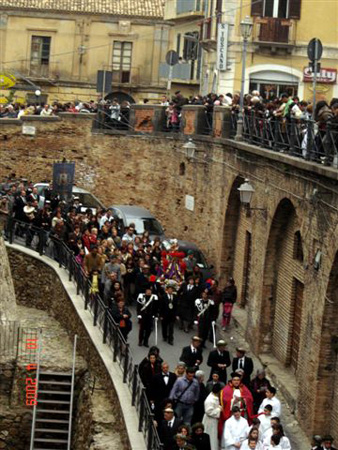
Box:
[2,178,334,449]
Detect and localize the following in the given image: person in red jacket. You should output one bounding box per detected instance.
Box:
[218,372,254,436]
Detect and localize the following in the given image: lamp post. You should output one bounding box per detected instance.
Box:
[235,16,253,141]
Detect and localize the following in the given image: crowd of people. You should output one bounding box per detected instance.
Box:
[1,91,337,162]
[1,178,336,450]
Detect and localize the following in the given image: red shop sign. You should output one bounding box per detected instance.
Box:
[303,67,337,84]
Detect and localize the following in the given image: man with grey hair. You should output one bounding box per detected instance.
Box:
[192,370,208,424]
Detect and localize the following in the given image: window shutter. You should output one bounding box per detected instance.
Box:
[251,0,263,16]
[288,0,301,19]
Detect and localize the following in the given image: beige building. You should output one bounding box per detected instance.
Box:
[201,0,338,100]
[0,0,170,104]
[160,0,203,98]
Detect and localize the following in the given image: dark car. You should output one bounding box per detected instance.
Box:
[162,239,214,281]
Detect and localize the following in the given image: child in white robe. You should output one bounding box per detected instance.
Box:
[221,406,248,450]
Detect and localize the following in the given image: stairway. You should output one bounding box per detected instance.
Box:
[32,372,72,450]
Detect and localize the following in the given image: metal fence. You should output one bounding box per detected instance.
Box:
[231,111,338,167]
[0,320,39,363]
[6,219,163,450]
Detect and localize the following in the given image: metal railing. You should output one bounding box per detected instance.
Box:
[6,218,163,450]
[230,111,338,167]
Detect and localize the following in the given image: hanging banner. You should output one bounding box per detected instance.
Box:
[53,162,75,201]
[216,23,229,71]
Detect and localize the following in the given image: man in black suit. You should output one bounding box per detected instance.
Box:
[160,286,178,345]
[232,347,254,387]
[179,336,203,369]
[149,362,177,422]
[158,408,183,450]
[177,277,198,332]
[207,339,231,384]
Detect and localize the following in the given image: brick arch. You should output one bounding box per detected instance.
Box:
[219,176,244,286]
[313,251,338,438]
[260,198,304,366]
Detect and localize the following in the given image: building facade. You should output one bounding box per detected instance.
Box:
[160,0,203,98]
[0,0,170,104]
[201,0,338,100]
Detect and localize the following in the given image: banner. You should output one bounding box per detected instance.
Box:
[217,23,229,71]
[52,162,75,201]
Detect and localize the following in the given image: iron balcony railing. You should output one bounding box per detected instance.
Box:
[5,219,163,450]
[230,111,338,167]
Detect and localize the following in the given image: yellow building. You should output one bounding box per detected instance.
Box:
[201,0,338,101]
[160,0,203,98]
[0,0,170,104]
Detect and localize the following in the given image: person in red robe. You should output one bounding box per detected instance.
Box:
[218,372,254,436]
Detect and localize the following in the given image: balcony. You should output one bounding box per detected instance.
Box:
[159,62,199,83]
[170,0,205,22]
[253,18,296,54]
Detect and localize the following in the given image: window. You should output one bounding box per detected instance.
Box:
[30,36,51,77]
[251,0,301,18]
[293,231,304,262]
[112,41,132,83]
[183,32,199,60]
[176,34,181,55]
[264,0,288,18]
[177,0,195,14]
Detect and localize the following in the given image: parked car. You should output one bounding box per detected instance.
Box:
[162,238,214,281]
[34,183,105,213]
[108,205,166,240]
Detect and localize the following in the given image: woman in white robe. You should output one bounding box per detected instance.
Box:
[203,384,223,450]
[221,407,248,450]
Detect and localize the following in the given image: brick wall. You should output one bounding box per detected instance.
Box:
[1,115,338,440]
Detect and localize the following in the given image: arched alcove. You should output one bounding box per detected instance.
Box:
[260,198,305,368]
[314,251,338,436]
[220,176,244,285]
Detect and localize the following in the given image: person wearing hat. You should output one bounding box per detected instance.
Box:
[179,336,203,369]
[207,340,231,384]
[158,408,183,450]
[219,373,254,436]
[232,347,254,387]
[136,286,159,347]
[317,435,337,450]
[177,276,198,333]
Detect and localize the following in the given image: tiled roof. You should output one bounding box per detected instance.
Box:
[0,0,164,18]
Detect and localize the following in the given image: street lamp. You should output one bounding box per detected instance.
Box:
[183,139,197,161]
[235,16,253,141]
[35,89,41,106]
[238,179,255,205]
[238,179,267,218]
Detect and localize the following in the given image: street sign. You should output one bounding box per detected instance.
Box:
[307,38,323,62]
[166,50,179,66]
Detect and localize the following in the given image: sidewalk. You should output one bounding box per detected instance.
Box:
[229,305,310,450]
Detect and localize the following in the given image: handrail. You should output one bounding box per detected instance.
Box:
[6,218,163,449]
[29,328,43,450]
[68,334,77,450]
